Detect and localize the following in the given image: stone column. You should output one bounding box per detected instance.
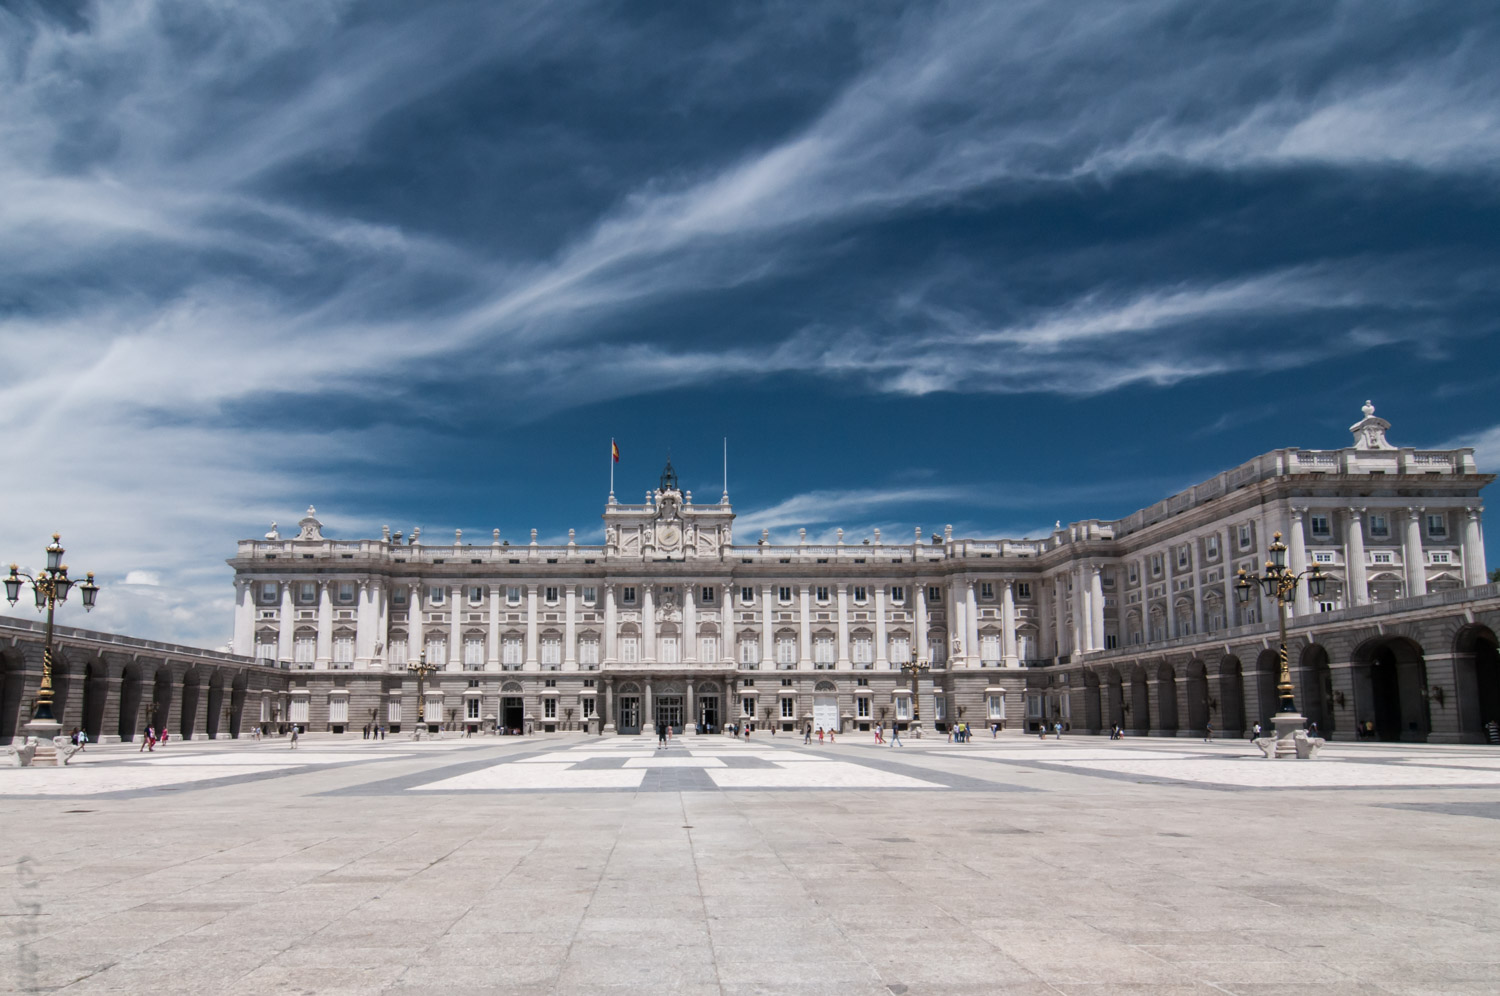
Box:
[1404,507,1428,597]
[1463,506,1486,587]
[836,583,850,665]
[232,580,254,656]
[965,581,979,666]
[642,584,656,660]
[1189,543,1205,636]
[1288,507,1311,616]
[1073,568,1088,655]
[1163,560,1176,641]
[720,583,733,662]
[315,581,333,669]
[1222,527,1237,627]
[798,584,812,665]
[683,585,696,663]
[278,581,294,663]
[604,584,618,662]
[448,584,462,671]
[525,584,539,666]
[373,581,388,667]
[642,677,655,734]
[1346,508,1369,606]
[1001,581,1018,666]
[565,584,578,667]
[916,584,930,660]
[1090,567,1105,652]
[355,580,375,666]
[603,677,616,734]
[408,585,424,664]
[874,585,889,667]
[686,678,697,734]
[760,584,774,665]
[487,584,501,671]
[1052,575,1066,656]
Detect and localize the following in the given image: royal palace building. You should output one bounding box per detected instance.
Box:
[224,402,1495,742]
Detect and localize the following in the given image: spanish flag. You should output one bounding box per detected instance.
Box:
[611,439,620,463]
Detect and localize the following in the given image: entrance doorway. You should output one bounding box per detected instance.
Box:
[698,695,719,733]
[813,695,838,734]
[501,696,524,734]
[618,696,641,735]
[656,695,683,734]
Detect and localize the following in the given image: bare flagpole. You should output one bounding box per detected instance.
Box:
[610,438,615,499]
[722,437,728,498]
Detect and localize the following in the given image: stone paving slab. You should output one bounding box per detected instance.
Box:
[4,734,1500,994]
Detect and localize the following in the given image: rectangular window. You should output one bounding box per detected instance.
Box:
[468,586,484,604]
[980,582,994,599]
[256,638,277,662]
[300,582,316,604]
[1430,551,1451,564]
[1177,546,1189,568]
[506,586,522,605]
[463,637,484,666]
[544,586,559,604]
[466,697,480,720]
[926,586,942,602]
[428,586,444,604]
[1150,555,1163,577]
[387,699,401,724]
[1238,524,1253,549]
[813,636,835,665]
[781,697,796,719]
[541,637,561,665]
[338,583,357,603]
[392,588,407,606]
[778,586,792,603]
[1310,515,1331,537]
[814,586,829,603]
[1016,582,1031,599]
[895,697,911,721]
[852,637,873,664]
[620,636,639,662]
[289,697,309,724]
[741,697,755,717]
[1372,552,1393,564]
[502,637,523,666]
[890,586,905,604]
[700,586,715,604]
[388,638,406,664]
[1426,514,1448,537]
[987,694,1005,720]
[981,634,1000,662]
[1313,551,1335,564]
[1127,564,1139,584]
[738,637,759,663]
[776,637,797,665]
[581,698,595,719]
[853,585,868,603]
[425,636,446,663]
[294,636,314,665]
[1206,535,1220,558]
[582,586,597,605]
[260,583,278,604]
[889,636,910,662]
[579,638,600,665]
[856,696,871,718]
[1319,600,1336,613]
[622,586,637,605]
[699,636,719,661]
[659,636,679,663]
[543,698,557,719]
[934,696,947,722]
[740,586,756,604]
[1368,514,1389,538]
[333,635,354,664]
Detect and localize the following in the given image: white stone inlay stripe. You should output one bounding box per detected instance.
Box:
[622,757,726,768]
[411,766,645,791]
[1051,759,1500,787]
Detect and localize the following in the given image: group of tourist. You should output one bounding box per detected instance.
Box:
[136,726,169,751]
[802,724,838,744]
[946,722,976,743]
[68,728,89,750]
[361,724,386,740]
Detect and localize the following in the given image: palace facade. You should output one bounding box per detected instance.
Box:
[225,402,1492,740]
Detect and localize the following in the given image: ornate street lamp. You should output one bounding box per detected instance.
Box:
[6,534,100,764]
[1236,531,1326,753]
[407,650,440,738]
[900,651,931,733]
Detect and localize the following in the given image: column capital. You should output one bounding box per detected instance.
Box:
[1003,578,1014,591]
[1407,505,1426,517]
[1466,505,1483,518]
[235,578,251,592]
[565,582,577,593]
[836,581,848,593]
[526,582,539,593]
[1346,506,1366,519]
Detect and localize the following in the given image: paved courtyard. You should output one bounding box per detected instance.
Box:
[5,732,1500,995]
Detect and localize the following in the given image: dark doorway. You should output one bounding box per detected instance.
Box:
[501,696,524,734]
[1184,661,1209,734]
[1155,664,1179,734]
[230,673,248,739]
[1301,645,1334,737]
[181,671,201,740]
[0,652,25,744]
[1371,650,1403,741]
[206,673,225,739]
[1129,668,1149,734]
[1082,672,1101,733]
[1218,657,1245,736]
[82,661,109,743]
[151,670,173,735]
[698,695,720,732]
[118,667,142,741]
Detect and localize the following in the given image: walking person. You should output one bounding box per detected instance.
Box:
[657,723,668,749]
[817,727,824,744]
[1204,721,1213,743]
[804,723,813,745]
[139,726,152,752]
[890,724,903,747]
[289,725,299,750]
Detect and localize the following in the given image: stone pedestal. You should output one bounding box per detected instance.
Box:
[23,719,63,767]
[1253,712,1325,759]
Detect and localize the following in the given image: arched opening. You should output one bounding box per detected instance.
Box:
[150,669,174,735]
[1452,625,1500,743]
[1155,663,1179,735]
[117,664,143,741]
[1184,660,1209,734]
[1300,644,1334,737]
[1128,666,1149,734]
[1253,650,1282,728]
[206,671,226,739]
[0,650,26,745]
[81,659,109,743]
[1082,670,1102,733]
[1104,667,1124,730]
[180,670,202,740]
[229,672,249,739]
[1217,656,1245,737]
[1353,637,1429,742]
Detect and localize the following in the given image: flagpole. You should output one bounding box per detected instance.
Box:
[610,438,615,498]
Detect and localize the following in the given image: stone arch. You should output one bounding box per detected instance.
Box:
[118,661,144,741]
[81,657,110,743]
[1217,655,1245,736]
[1451,624,1500,742]
[1352,635,1430,742]
[1155,662,1179,734]
[181,667,203,739]
[0,647,26,745]
[206,670,226,739]
[229,671,249,739]
[1184,659,1210,734]
[814,680,837,692]
[1253,649,1282,728]
[1128,664,1150,734]
[501,680,524,693]
[150,666,174,735]
[616,681,639,695]
[1082,669,1102,733]
[1300,644,1335,737]
[1102,666,1124,730]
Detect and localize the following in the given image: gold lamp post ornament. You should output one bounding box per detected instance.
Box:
[5,534,101,766]
[900,651,931,735]
[1235,531,1327,757]
[406,650,440,739]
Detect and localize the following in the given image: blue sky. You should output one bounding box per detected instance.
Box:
[2,0,1497,647]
